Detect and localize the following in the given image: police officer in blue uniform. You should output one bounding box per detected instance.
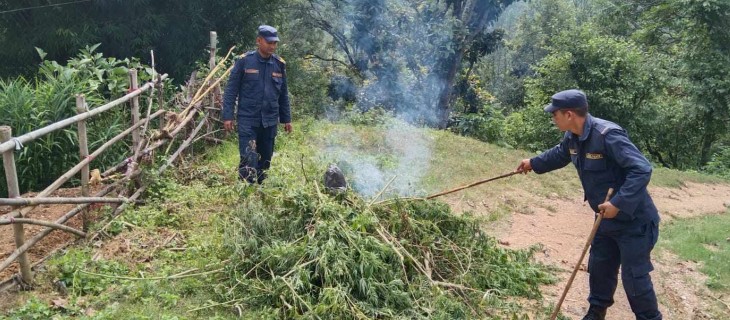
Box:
[223,25,292,183]
[516,89,662,320]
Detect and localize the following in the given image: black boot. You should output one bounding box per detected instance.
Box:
[582,305,607,320]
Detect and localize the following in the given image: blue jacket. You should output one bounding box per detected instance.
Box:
[222,51,291,127]
[530,115,660,232]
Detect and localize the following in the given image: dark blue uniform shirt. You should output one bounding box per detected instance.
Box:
[222,51,291,128]
[530,115,660,233]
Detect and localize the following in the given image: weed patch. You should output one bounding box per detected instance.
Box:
[659,211,730,290]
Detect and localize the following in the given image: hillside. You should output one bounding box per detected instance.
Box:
[2,119,729,319]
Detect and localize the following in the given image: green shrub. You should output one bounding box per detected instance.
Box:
[0,45,166,195]
[705,146,730,178]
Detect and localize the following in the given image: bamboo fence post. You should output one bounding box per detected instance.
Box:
[0,126,33,284]
[129,69,140,153]
[207,31,218,139]
[76,95,90,232]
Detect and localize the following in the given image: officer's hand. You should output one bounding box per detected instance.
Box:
[516,159,532,174]
[284,123,293,133]
[598,201,619,219]
[224,120,234,132]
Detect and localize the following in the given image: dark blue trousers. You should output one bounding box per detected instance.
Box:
[237,124,277,183]
[588,220,662,320]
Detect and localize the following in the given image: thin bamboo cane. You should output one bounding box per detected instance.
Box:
[1,110,164,220]
[96,116,206,237]
[0,218,86,237]
[0,126,33,283]
[191,45,235,103]
[188,66,233,109]
[0,75,168,154]
[0,197,133,206]
[158,117,207,173]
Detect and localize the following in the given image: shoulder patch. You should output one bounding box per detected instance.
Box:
[274,55,286,64]
[235,52,252,61]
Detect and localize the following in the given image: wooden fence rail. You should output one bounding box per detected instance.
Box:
[0,31,225,290]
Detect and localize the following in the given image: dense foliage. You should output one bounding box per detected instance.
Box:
[0,45,164,195]
[0,0,285,82]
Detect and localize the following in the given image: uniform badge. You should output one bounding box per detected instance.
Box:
[586,153,604,160]
[244,69,259,74]
[569,149,577,155]
[272,72,283,78]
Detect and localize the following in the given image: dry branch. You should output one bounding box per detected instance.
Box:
[0,218,86,237]
[0,197,134,206]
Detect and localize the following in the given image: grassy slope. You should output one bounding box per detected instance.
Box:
[2,119,727,319]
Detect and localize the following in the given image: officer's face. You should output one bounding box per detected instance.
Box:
[551,110,569,131]
[256,37,278,57]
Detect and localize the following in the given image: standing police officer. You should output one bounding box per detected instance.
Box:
[516,89,662,320]
[223,25,292,183]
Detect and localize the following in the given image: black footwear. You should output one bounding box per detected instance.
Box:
[582,305,607,320]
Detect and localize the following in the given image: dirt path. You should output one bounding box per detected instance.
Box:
[447,182,730,319]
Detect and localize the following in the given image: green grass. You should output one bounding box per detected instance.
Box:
[659,210,730,291]
[651,167,730,188]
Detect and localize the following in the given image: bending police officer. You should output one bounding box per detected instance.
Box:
[223,25,292,183]
[516,89,662,320]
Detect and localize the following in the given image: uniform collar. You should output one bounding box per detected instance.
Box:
[254,51,274,64]
[577,114,594,142]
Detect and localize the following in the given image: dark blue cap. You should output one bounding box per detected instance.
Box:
[258,25,279,42]
[544,89,588,113]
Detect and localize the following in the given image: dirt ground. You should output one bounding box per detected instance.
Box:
[446,182,730,319]
[0,186,107,282]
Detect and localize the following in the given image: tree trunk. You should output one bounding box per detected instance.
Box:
[435,50,465,128]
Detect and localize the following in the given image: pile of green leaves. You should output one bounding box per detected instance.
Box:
[218,184,553,319]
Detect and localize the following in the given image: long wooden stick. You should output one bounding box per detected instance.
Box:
[426,171,520,199]
[0,218,86,237]
[0,197,133,206]
[550,188,614,320]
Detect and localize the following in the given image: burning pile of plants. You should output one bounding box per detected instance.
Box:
[217,183,553,318]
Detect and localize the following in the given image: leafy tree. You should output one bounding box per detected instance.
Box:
[487,0,578,110]
[523,25,666,154]
[0,0,284,82]
[289,0,512,126]
[638,0,730,167]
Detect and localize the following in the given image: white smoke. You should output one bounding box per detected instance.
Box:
[323,120,431,198]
